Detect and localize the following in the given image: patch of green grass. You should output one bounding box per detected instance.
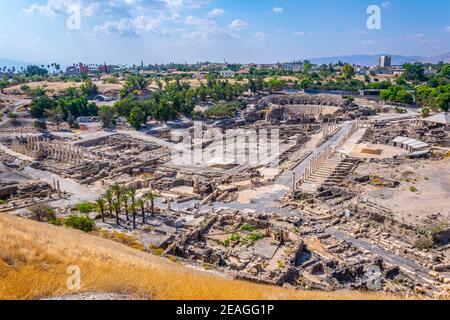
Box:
[244,232,264,243]
[240,224,257,232]
[74,202,96,214]
[409,186,418,193]
[414,237,434,250]
[48,218,64,226]
[229,233,241,242]
[65,215,95,232]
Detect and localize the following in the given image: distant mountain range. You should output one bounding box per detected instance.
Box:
[309,53,450,66]
[1,52,450,71]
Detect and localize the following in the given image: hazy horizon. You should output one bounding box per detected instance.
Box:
[1,0,450,65]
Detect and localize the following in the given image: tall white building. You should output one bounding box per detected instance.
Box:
[379,55,392,68]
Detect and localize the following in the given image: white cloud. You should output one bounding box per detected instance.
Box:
[229,19,248,30]
[93,14,176,35]
[181,15,235,42]
[163,0,211,11]
[381,1,391,8]
[445,26,450,33]
[360,40,376,46]
[24,0,99,17]
[404,33,440,44]
[273,7,283,13]
[293,31,305,36]
[254,32,268,40]
[206,8,225,17]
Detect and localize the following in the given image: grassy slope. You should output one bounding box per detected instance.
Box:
[0,213,396,300]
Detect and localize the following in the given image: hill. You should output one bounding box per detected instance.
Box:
[308,53,450,66]
[0,213,395,300]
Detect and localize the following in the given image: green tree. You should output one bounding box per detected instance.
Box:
[99,106,114,128]
[137,198,146,224]
[436,93,450,111]
[30,95,57,118]
[128,105,146,130]
[403,63,426,82]
[341,64,355,79]
[144,190,159,217]
[80,78,98,97]
[120,193,130,221]
[44,105,64,129]
[95,197,106,223]
[103,189,114,218]
[438,64,450,78]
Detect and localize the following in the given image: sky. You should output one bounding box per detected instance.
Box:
[0,0,449,65]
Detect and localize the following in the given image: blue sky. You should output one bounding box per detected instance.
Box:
[0,0,449,65]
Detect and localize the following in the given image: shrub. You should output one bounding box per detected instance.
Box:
[409,186,418,193]
[414,237,434,250]
[70,122,80,129]
[168,256,178,263]
[48,218,64,226]
[205,102,240,118]
[229,233,241,242]
[240,224,257,232]
[32,120,47,130]
[245,232,264,242]
[65,215,95,232]
[29,203,56,222]
[74,202,96,214]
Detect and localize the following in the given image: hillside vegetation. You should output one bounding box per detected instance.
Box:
[0,213,396,300]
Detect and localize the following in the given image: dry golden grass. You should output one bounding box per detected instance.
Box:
[0,213,398,300]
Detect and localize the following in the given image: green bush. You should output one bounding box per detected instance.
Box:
[48,218,64,226]
[229,233,241,242]
[65,215,95,232]
[74,202,96,214]
[205,102,240,118]
[240,224,257,232]
[414,237,434,250]
[245,232,264,242]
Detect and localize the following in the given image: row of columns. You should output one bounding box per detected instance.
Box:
[355,119,372,129]
[52,178,62,194]
[295,120,364,190]
[296,145,335,188]
[21,136,96,164]
[322,121,339,138]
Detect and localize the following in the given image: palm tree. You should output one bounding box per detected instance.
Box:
[121,193,130,221]
[103,189,113,218]
[137,198,146,224]
[130,201,137,229]
[144,190,159,217]
[95,197,106,223]
[110,184,123,217]
[112,200,121,226]
[128,187,136,202]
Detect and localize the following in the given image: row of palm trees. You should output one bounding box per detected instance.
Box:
[1,63,61,75]
[95,184,159,229]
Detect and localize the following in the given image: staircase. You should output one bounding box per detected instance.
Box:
[300,153,344,192]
